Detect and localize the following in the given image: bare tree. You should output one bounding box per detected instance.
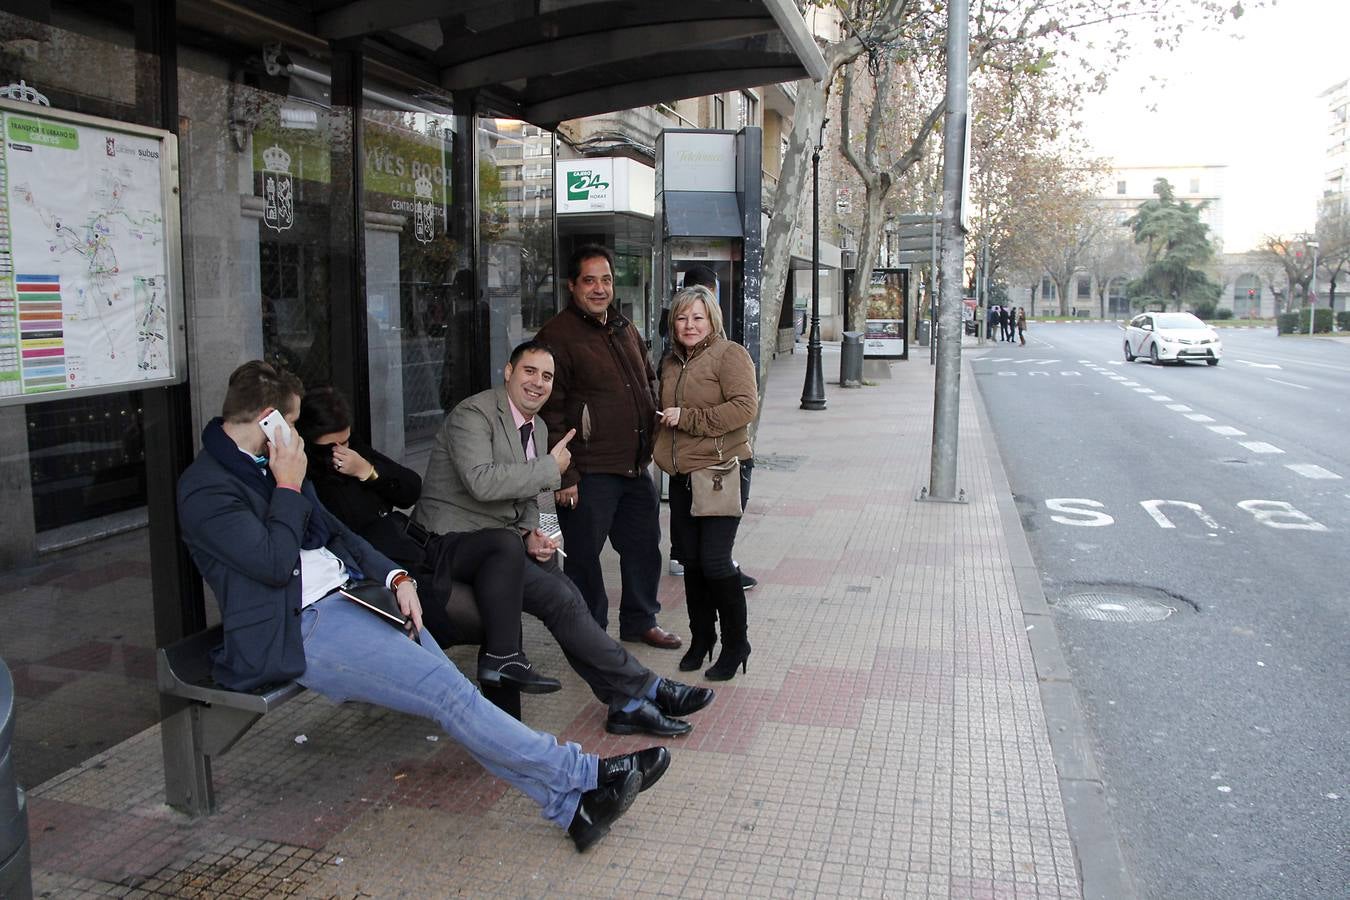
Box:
[1261,234,1317,313]
[1315,202,1350,314]
[757,0,1252,377]
[1083,220,1142,318]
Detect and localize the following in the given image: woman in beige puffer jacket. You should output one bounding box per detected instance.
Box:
[653,285,758,680]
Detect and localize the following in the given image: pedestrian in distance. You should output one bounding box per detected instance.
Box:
[410,342,716,737]
[1016,307,1027,346]
[177,360,669,853]
[1000,305,1012,341]
[296,384,561,695]
[535,244,682,650]
[654,285,759,680]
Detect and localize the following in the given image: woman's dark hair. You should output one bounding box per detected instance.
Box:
[681,264,717,291]
[295,384,352,443]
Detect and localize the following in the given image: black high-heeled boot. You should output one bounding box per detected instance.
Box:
[678,564,717,672]
[703,573,750,681]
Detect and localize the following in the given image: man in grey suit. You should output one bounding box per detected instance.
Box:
[415,340,714,737]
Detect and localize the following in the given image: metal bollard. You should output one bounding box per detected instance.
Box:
[0,657,33,900]
[840,331,864,387]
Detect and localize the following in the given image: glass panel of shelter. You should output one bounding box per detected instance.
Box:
[360,97,465,460]
[479,117,555,384]
[0,1,163,789]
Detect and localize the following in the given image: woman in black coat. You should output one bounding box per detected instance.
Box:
[296,386,558,694]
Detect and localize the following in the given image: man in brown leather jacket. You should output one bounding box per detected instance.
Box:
[535,244,681,649]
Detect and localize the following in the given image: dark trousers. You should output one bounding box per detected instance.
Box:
[419,528,526,658]
[667,466,751,580]
[556,470,662,635]
[521,556,656,710]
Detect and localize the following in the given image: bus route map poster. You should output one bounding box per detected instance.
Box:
[0,100,182,405]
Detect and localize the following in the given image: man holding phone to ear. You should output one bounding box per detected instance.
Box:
[415,340,714,737]
[177,360,669,852]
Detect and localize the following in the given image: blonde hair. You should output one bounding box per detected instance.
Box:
[668,284,724,339]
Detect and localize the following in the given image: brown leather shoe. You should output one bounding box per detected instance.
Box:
[621,625,683,649]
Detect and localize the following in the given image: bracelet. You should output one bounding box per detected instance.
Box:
[363,466,379,482]
[276,482,302,492]
[391,572,417,591]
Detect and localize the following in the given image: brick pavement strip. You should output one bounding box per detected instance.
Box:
[27,347,1095,898]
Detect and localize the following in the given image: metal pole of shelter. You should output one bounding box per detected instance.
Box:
[923,0,968,503]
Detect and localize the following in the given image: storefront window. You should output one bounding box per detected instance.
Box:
[479,118,554,382]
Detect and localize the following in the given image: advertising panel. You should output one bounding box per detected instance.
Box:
[863,269,907,358]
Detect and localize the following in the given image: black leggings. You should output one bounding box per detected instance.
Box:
[422,528,528,656]
[667,466,752,579]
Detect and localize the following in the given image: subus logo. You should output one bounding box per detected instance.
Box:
[567,170,609,200]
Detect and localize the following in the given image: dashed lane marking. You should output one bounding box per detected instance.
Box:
[1184,413,1216,422]
[1208,425,1246,436]
[1286,464,1341,480]
[1167,404,1193,412]
[1239,441,1285,454]
[1134,388,1155,393]
[1150,396,1173,402]
[1266,378,1310,390]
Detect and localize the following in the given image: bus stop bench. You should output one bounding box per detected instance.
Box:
[157,582,516,817]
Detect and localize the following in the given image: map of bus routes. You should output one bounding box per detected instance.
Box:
[0,105,176,401]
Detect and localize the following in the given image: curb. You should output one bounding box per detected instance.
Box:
[966,365,1139,900]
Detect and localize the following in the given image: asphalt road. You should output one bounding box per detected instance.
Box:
[971,323,1349,900]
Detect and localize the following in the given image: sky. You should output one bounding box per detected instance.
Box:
[1077,0,1350,253]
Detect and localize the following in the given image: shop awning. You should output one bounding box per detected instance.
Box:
[312,0,828,126]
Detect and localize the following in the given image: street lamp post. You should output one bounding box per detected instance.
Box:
[800,118,829,411]
[1307,240,1319,337]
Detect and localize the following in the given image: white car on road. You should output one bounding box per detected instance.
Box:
[1124,312,1222,366]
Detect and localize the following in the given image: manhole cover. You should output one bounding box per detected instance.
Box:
[754,453,805,472]
[1055,591,1177,622]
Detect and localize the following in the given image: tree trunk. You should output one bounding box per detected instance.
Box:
[849,187,887,334]
[1056,275,1071,317]
[759,78,827,381]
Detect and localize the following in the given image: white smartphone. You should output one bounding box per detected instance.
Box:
[258,408,292,447]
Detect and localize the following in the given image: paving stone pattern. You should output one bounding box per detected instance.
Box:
[25,348,1079,898]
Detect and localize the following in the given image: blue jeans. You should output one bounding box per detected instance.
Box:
[556,471,663,635]
[297,596,597,827]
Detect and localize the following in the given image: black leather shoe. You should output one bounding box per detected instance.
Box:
[569,768,640,853]
[477,651,561,694]
[600,746,671,793]
[654,678,714,718]
[605,700,692,737]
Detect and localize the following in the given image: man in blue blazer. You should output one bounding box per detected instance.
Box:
[176,360,669,852]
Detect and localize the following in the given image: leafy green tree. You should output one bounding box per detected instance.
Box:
[1126,178,1220,310]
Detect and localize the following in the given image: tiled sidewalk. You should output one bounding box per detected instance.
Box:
[26,346,1082,898]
